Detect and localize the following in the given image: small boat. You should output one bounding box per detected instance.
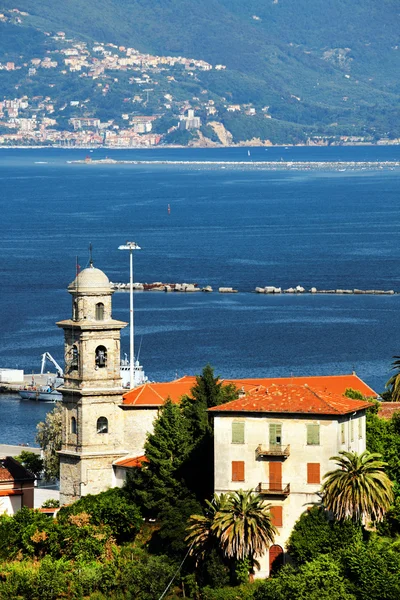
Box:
[19,382,63,402]
[18,352,64,402]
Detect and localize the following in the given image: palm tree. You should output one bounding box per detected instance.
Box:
[185,493,229,565]
[212,490,277,564]
[321,450,393,524]
[186,490,276,569]
[385,356,400,401]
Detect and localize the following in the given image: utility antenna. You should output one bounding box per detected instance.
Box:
[89,242,93,266]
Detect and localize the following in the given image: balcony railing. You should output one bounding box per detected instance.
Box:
[256,482,290,496]
[255,444,290,459]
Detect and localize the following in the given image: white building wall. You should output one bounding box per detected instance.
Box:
[123,407,158,455]
[0,494,21,515]
[213,410,366,578]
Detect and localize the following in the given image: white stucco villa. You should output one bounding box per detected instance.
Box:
[209,383,371,578]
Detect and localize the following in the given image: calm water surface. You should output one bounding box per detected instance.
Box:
[1,145,400,444]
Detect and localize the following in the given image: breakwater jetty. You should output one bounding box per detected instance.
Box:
[111,282,397,295]
[70,158,400,171]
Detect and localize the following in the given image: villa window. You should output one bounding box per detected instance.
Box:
[307,463,320,484]
[269,423,282,447]
[270,506,283,527]
[95,302,104,320]
[232,461,245,482]
[95,345,107,368]
[307,424,320,445]
[97,416,108,434]
[358,417,363,439]
[71,416,77,434]
[232,421,245,444]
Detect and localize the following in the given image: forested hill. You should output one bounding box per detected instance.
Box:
[1,0,400,140]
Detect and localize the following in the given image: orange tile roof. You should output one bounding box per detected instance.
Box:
[113,455,148,468]
[122,376,197,406]
[0,467,13,482]
[377,402,400,420]
[208,383,371,416]
[0,457,35,482]
[0,489,23,496]
[223,375,378,398]
[122,374,377,407]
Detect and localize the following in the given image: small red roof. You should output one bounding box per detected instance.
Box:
[122,373,377,407]
[0,467,13,482]
[377,402,400,420]
[0,457,35,482]
[122,376,197,406]
[0,489,23,496]
[113,455,148,469]
[208,383,371,416]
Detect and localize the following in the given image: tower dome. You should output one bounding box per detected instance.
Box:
[68,265,111,295]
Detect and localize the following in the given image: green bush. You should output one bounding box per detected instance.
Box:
[201,583,257,600]
[254,556,354,600]
[287,507,363,565]
[57,488,142,544]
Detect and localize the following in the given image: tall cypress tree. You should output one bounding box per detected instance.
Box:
[125,399,193,516]
[182,364,238,438]
[181,365,239,500]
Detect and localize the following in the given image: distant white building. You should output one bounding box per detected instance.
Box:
[209,383,370,578]
[179,109,201,130]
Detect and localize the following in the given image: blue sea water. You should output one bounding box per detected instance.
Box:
[1,145,400,444]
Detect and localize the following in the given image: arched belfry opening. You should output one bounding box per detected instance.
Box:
[95,345,107,368]
[97,416,108,434]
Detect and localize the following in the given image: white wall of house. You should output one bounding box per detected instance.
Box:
[0,494,21,515]
[123,407,158,455]
[213,410,366,578]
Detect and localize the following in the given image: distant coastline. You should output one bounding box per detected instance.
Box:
[0,141,400,151]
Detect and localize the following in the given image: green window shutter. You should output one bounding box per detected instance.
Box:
[269,424,282,446]
[358,418,362,439]
[350,419,354,442]
[232,421,245,444]
[341,423,345,444]
[307,424,320,445]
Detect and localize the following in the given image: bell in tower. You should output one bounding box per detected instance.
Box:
[57,263,128,505]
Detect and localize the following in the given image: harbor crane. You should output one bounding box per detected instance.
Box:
[40,352,64,378]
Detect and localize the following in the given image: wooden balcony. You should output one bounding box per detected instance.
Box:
[256,482,290,496]
[255,444,290,459]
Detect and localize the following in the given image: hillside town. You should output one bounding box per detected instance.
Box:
[1,8,399,147]
[0,9,227,146]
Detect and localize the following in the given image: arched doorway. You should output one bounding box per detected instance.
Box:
[269,544,284,573]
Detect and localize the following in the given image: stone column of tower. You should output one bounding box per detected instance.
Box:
[57,264,128,504]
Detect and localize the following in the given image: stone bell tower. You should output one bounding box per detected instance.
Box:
[57,263,128,504]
